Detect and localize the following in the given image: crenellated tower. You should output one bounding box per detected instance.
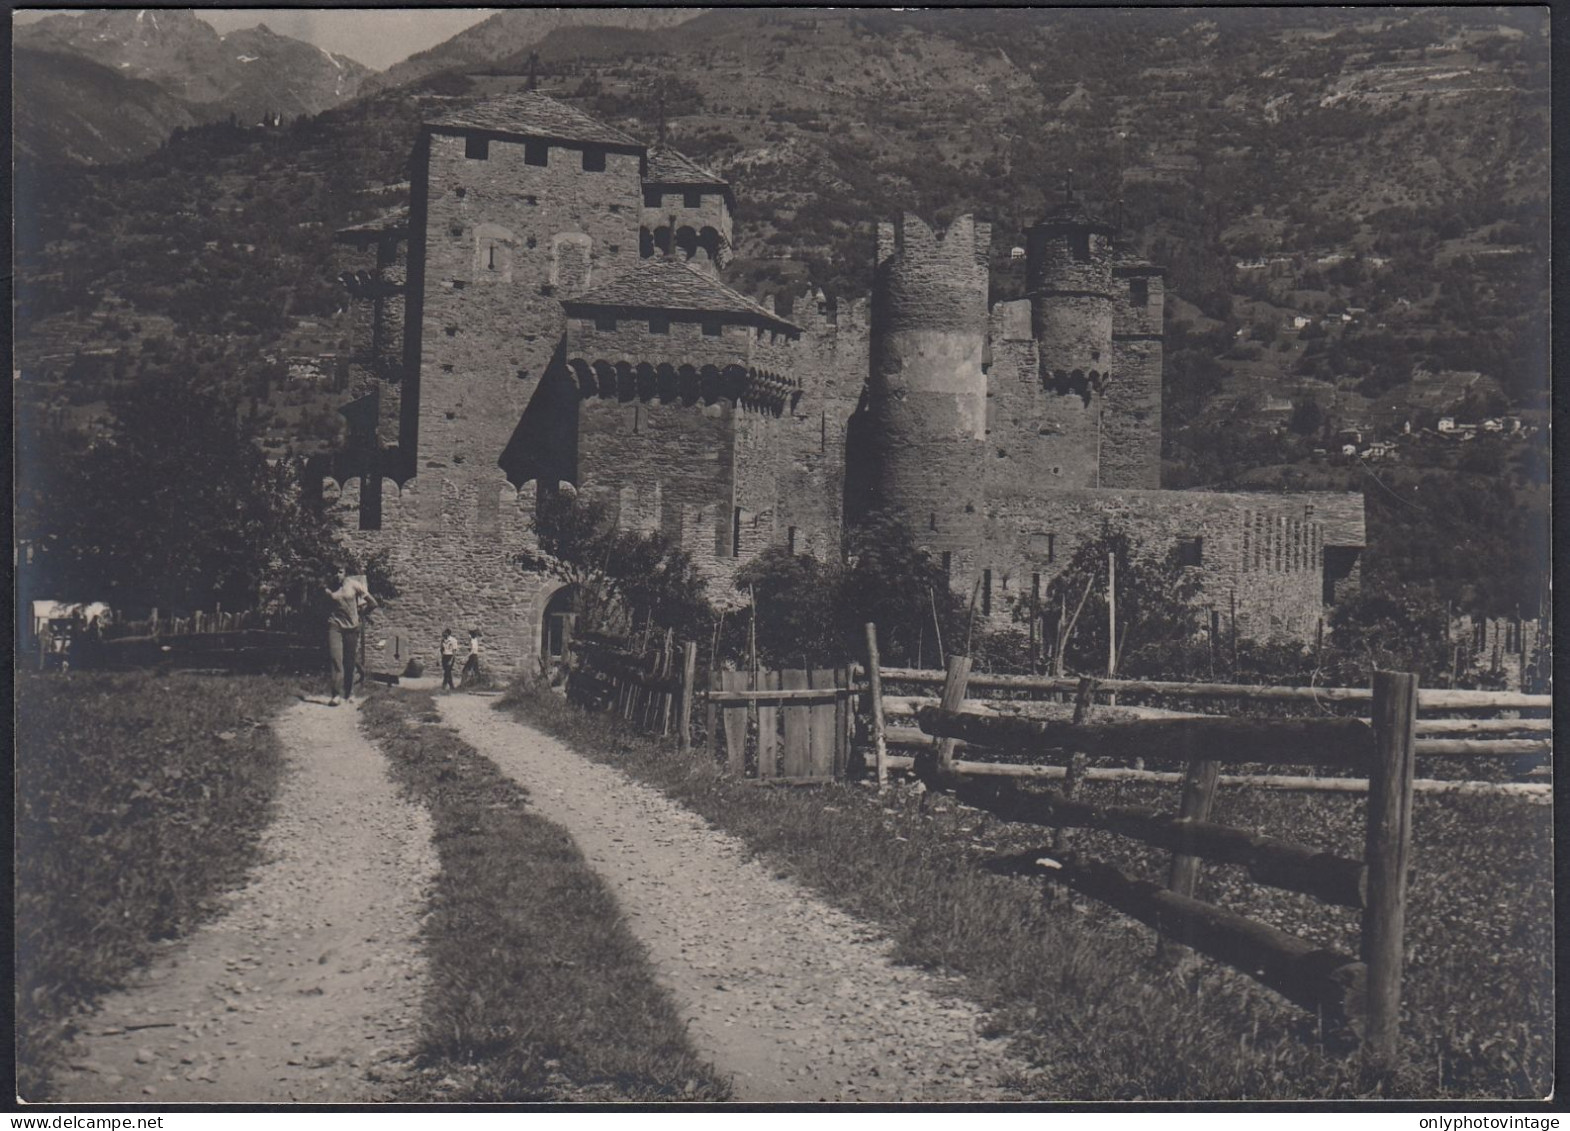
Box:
[852,213,991,579]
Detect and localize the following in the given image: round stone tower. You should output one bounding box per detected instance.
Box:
[856,212,991,574]
[1025,195,1118,393]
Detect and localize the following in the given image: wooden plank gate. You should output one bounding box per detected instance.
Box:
[708,667,856,783]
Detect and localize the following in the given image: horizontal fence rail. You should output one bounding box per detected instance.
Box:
[916,706,1378,768]
[878,668,1552,712]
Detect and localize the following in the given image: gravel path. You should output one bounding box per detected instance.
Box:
[55,699,438,1103]
[440,694,1030,1103]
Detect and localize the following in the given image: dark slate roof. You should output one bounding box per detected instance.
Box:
[336,206,409,240]
[563,260,800,332]
[426,92,642,149]
[643,145,727,187]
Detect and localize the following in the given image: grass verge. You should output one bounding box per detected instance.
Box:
[498,682,1552,1100]
[15,670,296,1100]
[359,690,730,1102]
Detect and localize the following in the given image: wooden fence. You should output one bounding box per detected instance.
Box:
[110,607,265,638]
[899,651,1550,1070]
[571,634,696,741]
[708,667,858,783]
[569,636,859,783]
[866,659,1551,798]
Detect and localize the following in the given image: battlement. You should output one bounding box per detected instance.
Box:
[876,213,991,273]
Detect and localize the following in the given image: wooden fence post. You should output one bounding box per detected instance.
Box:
[678,641,698,753]
[865,623,888,788]
[1168,758,1221,897]
[1363,670,1418,1072]
[936,654,973,773]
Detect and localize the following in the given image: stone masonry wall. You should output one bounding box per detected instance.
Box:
[986,315,1103,494]
[979,487,1366,643]
[415,129,644,480]
[1103,266,1164,489]
[327,473,559,678]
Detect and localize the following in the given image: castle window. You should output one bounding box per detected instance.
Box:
[608,244,620,255]
[1178,536,1204,568]
[820,412,827,452]
[702,321,722,337]
[644,187,662,208]
[732,507,743,557]
[595,314,617,332]
[630,405,644,433]
[582,147,606,172]
[649,315,670,334]
[525,140,549,166]
[982,569,993,616]
[1070,231,1092,261]
[608,203,622,214]
[683,190,703,209]
[1129,278,1149,307]
[941,551,952,577]
[465,135,489,160]
[787,526,797,554]
[1030,532,1055,561]
[1032,572,1041,600]
[929,512,938,531]
[524,195,538,206]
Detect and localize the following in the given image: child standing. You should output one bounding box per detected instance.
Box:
[461,629,483,687]
[439,628,459,691]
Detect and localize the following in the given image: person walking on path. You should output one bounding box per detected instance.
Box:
[460,629,483,688]
[439,628,460,691]
[324,566,376,707]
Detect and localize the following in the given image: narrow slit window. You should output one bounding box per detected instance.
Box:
[787,526,797,554]
[732,507,743,557]
[982,569,992,616]
[941,551,952,577]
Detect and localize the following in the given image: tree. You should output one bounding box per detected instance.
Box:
[840,511,966,668]
[1027,524,1204,678]
[16,371,340,619]
[734,547,846,668]
[519,490,712,642]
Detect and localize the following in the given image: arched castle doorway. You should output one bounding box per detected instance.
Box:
[540,584,579,665]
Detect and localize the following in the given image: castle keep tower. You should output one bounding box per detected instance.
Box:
[856,213,991,577]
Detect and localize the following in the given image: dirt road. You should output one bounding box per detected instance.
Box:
[440,694,1030,1103]
[54,699,438,1103]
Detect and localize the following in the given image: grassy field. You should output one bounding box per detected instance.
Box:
[359,690,730,1102]
[499,682,1553,1101]
[15,670,297,1100]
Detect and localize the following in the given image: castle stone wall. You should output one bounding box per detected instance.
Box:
[415,129,643,480]
[979,487,1365,642]
[326,473,555,677]
[1103,265,1165,489]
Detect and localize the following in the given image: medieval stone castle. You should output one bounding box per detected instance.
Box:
[324,92,1364,675]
